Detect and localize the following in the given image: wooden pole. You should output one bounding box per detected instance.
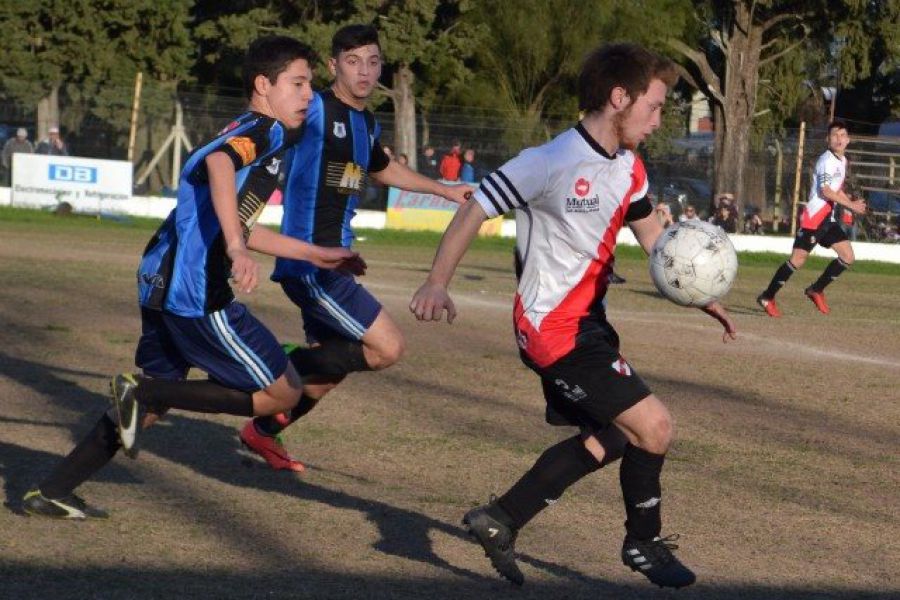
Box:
[790,121,806,237]
[127,72,143,163]
[772,138,783,232]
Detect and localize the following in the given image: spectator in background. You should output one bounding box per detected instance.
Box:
[36,126,68,156]
[439,139,462,181]
[678,204,699,222]
[460,148,478,183]
[382,144,394,160]
[397,153,409,166]
[1,127,33,185]
[420,145,439,177]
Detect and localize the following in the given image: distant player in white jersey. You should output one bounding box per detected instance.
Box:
[410,43,736,589]
[757,121,867,316]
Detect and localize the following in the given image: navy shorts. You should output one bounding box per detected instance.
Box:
[135,302,288,391]
[793,222,847,251]
[522,319,652,429]
[280,270,382,345]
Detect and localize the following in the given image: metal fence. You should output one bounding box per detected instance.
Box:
[2,77,897,240]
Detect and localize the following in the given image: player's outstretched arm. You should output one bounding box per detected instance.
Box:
[822,185,867,215]
[700,301,737,343]
[371,160,474,204]
[207,151,258,293]
[247,225,367,275]
[410,199,488,323]
[628,212,665,255]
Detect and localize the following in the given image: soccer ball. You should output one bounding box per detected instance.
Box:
[649,220,738,307]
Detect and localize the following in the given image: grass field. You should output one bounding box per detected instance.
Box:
[1,207,898,599]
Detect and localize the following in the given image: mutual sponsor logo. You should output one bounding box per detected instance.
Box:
[575,177,590,197]
[565,195,601,213]
[333,121,347,138]
[611,357,632,376]
[48,164,97,184]
[226,136,257,165]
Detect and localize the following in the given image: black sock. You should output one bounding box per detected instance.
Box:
[495,435,601,530]
[137,378,253,417]
[40,414,121,499]
[762,261,796,299]
[620,444,665,540]
[809,257,849,292]
[253,393,320,436]
[288,339,369,377]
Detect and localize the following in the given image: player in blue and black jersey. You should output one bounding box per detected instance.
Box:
[22,36,364,519]
[239,25,473,471]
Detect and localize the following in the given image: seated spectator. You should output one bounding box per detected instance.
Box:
[678,204,699,222]
[397,153,409,166]
[439,140,462,181]
[1,127,33,185]
[745,212,763,234]
[460,148,478,183]
[710,205,737,233]
[36,126,68,156]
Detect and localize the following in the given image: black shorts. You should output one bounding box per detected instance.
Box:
[522,320,652,430]
[793,222,847,251]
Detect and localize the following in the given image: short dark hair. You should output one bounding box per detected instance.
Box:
[243,36,317,100]
[578,43,678,114]
[827,120,849,134]
[331,24,380,57]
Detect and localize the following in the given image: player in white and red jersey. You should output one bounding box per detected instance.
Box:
[757,121,867,316]
[410,44,736,589]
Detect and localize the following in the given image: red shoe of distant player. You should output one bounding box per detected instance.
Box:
[804,288,830,315]
[756,294,782,318]
[239,420,305,472]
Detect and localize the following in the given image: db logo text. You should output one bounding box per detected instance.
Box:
[49,164,97,184]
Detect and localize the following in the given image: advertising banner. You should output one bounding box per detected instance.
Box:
[11,154,133,213]
[385,185,502,235]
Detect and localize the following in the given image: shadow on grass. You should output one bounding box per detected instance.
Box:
[0,562,894,600]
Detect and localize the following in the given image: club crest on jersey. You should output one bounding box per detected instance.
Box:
[333,121,347,138]
[611,357,632,376]
[266,157,281,175]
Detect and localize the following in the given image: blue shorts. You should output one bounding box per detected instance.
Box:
[280,271,382,345]
[135,302,288,391]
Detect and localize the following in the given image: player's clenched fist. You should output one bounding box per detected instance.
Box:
[410,282,457,323]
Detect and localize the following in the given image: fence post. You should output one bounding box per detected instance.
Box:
[790,121,806,238]
[127,72,143,163]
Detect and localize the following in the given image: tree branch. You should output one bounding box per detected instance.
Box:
[376,81,396,99]
[759,29,808,67]
[666,38,725,104]
[761,12,801,33]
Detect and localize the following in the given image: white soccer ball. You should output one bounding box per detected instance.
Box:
[648,220,738,307]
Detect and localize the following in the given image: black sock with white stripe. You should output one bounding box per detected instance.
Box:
[494,435,601,530]
[40,413,121,499]
[809,257,849,292]
[136,379,253,416]
[620,444,665,541]
[762,260,797,299]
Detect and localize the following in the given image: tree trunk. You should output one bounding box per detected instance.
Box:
[393,65,417,172]
[36,84,60,141]
[713,1,763,229]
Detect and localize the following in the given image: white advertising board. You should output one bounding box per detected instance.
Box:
[11,153,133,213]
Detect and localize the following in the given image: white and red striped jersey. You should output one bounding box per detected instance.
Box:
[801,150,846,230]
[474,124,648,368]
